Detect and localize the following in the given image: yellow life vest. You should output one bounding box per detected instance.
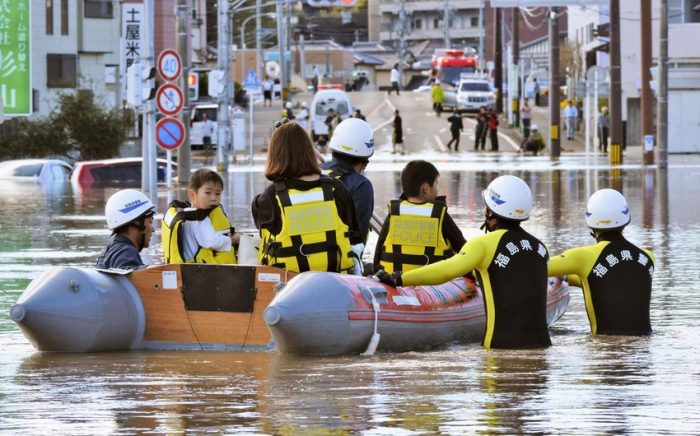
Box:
[378,199,453,273]
[162,201,237,264]
[259,176,355,273]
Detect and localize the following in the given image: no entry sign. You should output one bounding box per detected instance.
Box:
[155,117,186,151]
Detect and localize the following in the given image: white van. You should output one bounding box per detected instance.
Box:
[190,104,218,147]
[310,90,354,143]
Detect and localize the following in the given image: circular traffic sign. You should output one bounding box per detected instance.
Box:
[156,117,186,151]
[158,49,182,82]
[156,83,184,116]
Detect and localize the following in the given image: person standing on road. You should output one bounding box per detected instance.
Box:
[262,76,274,107]
[202,114,214,156]
[297,102,309,130]
[446,110,463,151]
[563,100,578,140]
[474,106,488,151]
[488,109,499,152]
[598,106,610,154]
[520,98,532,139]
[392,109,405,154]
[432,79,445,117]
[533,78,541,106]
[388,63,401,96]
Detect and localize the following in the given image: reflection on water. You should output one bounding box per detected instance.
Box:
[1,159,700,434]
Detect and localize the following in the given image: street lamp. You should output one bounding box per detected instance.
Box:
[241,12,275,83]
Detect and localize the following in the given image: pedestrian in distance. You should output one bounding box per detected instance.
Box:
[533,78,541,107]
[520,97,532,139]
[97,189,156,270]
[281,101,295,120]
[374,160,466,275]
[519,124,546,156]
[354,109,366,121]
[201,114,214,156]
[488,109,499,151]
[446,109,463,151]
[431,79,445,117]
[252,121,364,274]
[162,169,239,265]
[563,99,578,140]
[474,106,488,151]
[325,108,336,141]
[323,118,375,254]
[374,175,553,350]
[392,109,405,154]
[297,102,309,130]
[344,79,352,92]
[262,76,274,107]
[388,63,401,96]
[549,189,654,336]
[598,106,610,154]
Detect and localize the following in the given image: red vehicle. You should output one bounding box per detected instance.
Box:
[431,49,478,109]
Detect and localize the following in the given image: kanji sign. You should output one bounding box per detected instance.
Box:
[156,118,186,151]
[0,0,32,116]
[157,49,182,82]
[156,83,184,116]
[121,3,145,97]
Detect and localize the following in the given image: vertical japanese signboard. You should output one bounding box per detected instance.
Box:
[0,0,32,116]
[121,3,145,99]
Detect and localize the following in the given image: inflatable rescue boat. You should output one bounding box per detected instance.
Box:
[10,264,294,352]
[264,273,570,355]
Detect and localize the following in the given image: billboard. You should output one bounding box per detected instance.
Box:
[0,0,32,116]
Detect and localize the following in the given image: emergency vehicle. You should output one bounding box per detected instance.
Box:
[431,48,478,109]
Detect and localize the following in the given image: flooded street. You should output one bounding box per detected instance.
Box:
[2,153,700,434]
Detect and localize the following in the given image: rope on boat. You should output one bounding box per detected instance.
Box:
[361,291,381,356]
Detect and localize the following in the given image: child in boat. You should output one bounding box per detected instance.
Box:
[549,189,654,336]
[375,175,553,350]
[162,168,239,264]
[97,189,156,270]
[373,160,466,274]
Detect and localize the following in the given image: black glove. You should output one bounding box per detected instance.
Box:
[373,269,403,287]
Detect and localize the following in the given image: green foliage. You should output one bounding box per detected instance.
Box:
[0,91,128,161]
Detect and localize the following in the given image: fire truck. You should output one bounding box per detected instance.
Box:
[431,48,478,109]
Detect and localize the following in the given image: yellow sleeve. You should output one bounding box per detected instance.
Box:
[548,246,598,279]
[644,248,656,265]
[401,234,490,287]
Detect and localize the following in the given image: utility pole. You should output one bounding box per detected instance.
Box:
[494,7,503,113]
[176,0,191,184]
[512,7,519,128]
[609,0,623,165]
[285,0,292,101]
[276,0,287,101]
[217,0,230,172]
[300,34,306,85]
[549,7,561,160]
[479,0,484,72]
[657,0,668,168]
[256,0,263,82]
[443,0,451,50]
[641,0,654,165]
[144,0,157,198]
[397,0,408,92]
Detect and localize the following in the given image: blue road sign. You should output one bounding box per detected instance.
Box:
[156,117,186,151]
[244,68,260,89]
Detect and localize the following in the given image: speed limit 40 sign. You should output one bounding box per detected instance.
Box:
[158,49,182,82]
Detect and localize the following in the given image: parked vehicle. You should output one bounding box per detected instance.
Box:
[455,78,496,113]
[309,89,354,143]
[190,104,218,148]
[0,159,72,183]
[70,157,177,186]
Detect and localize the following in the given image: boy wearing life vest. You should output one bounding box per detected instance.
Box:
[549,189,654,336]
[374,160,466,274]
[162,169,239,264]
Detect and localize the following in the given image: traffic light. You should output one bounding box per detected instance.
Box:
[188,72,199,101]
[126,63,156,107]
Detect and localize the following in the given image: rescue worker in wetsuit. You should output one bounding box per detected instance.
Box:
[252,121,364,274]
[374,160,466,274]
[549,189,654,336]
[97,189,156,270]
[375,175,552,349]
[322,118,375,247]
[162,169,239,264]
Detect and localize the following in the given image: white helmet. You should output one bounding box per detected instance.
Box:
[301,101,308,108]
[585,189,631,230]
[482,175,532,221]
[285,101,292,109]
[105,189,156,231]
[531,124,539,131]
[329,118,375,159]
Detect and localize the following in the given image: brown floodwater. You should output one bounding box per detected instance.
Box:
[1,155,699,435]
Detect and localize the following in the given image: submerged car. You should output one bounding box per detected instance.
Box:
[70,157,177,186]
[0,159,72,183]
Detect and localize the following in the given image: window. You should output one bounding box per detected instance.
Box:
[434,18,440,29]
[47,54,78,88]
[669,0,700,24]
[414,19,422,30]
[61,0,68,35]
[46,0,53,35]
[85,1,113,19]
[471,16,479,27]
